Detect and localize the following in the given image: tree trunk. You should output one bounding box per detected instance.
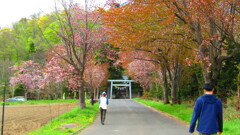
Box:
[237,86,240,111]
[171,63,178,105]
[162,66,170,104]
[78,77,86,109]
[97,88,99,99]
[37,92,40,100]
[238,85,240,99]
[91,92,94,106]
[94,88,96,99]
[193,22,211,83]
[24,92,28,100]
[236,74,240,111]
[171,57,183,105]
[171,78,178,105]
[178,87,181,104]
[11,85,15,97]
[177,66,183,104]
[78,88,86,109]
[202,68,211,83]
[60,83,63,99]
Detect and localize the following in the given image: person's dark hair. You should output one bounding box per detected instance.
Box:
[203,83,214,91]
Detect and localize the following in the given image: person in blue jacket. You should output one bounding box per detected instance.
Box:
[189,83,223,135]
[99,92,109,125]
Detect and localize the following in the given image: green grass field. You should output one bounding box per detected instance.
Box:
[134,98,240,135]
[27,101,99,135]
[2,99,78,106]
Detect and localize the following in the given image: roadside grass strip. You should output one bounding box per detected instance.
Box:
[27,102,99,135]
[134,98,240,135]
[3,99,78,105]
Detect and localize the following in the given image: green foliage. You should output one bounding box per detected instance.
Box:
[180,66,204,100]
[142,83,163,100]
[108,64,124,79]
[0,60,14,87]
[150,83,163,98]
[216,53,240,98]
[41,20,60,48]
[134,98,240,135]
[14,84,26,96]
[3,99,78,106]
[25,41,36,60]
[131,82,143,94]
[0,12,60,63]
[0,28,17,61]
[27,101,99,135]
[27,42,36,53]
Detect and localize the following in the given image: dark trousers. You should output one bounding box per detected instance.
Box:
[100,107,107,124]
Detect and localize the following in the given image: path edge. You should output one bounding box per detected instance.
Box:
[132,99,190,128]
[75,111,100,135]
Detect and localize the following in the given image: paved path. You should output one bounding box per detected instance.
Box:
[78,99,196,135]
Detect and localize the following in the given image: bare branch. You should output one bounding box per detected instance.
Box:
[133,57,161,64]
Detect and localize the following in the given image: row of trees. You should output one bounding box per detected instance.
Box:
[0,0,239,108]
[101,0,239,104]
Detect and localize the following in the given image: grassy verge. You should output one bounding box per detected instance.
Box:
[134,98,240,135]
[27,102,99,135]
[2,99,78,106]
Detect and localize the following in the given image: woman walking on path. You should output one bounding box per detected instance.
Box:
[99,92,109,125]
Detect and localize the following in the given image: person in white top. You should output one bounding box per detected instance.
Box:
[99,92,109,125]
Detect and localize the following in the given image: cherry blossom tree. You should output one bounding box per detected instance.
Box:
[116,51,159,95]
[169,0,240,84]
[84,63,109,99]
[126,60,155,92]
[41,45,77,99]
[44,44,110,100]
[10,60,44,99]
[52,0,108,108]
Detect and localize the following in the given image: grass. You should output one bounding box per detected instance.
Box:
[134,98,240,135]
[27,101,99,135]
[2,99,78,106]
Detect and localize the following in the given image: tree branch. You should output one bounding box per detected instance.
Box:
[133,57,161,64]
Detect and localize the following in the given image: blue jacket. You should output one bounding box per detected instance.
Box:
[189,94,223,134]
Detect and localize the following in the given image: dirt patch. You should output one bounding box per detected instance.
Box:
[0,103,77,135]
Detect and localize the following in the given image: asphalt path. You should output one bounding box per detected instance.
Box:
[78,99,197,135]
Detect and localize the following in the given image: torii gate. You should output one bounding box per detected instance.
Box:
[108,80,134,99]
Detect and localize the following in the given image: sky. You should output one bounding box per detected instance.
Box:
[0,0,111,28]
